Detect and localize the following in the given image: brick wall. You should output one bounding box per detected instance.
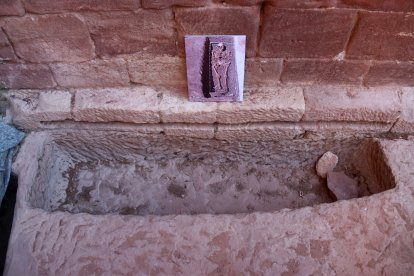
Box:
[1,0,414,89]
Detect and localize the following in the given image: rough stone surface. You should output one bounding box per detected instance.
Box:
[217,87,305,123]
[50,59,130,88]
[281,60,369,85]
[301,122,391,139]
[259,8,356,58]
[142,0,210,8]
[0,29,17,62]
[303,86,401,123]
[216,123,303,140]
[6,133,414,275]
[270,0,336,8]
[364,62,414,87]
[73,86,161,124]
[341,0,414,12]
[83,10,176,57]
[163,124,215,139]
[0,64,56,89]
[392,88,414,134]
[7,90,72,129]
[3,14,95,63]
[327,171,359,200]
[160,91,217,123]
[0,0,24,16]
[245,58,283,87]
[24,0,140,13]
[316,151,338,178]
[175,6,260,57]
[347,12,414,61]
[126,56,186,87]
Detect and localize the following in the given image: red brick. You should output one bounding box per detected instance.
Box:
[259,8,356,58]
[245,58,283,87]
[83,10,176,57]
[0,0,24,16]
[347,12,414,61]
[364,62,414,87]
[175,6,260,57]
[24,0,140,13]
[0,29,17,62]
[50,59,130,88]
[142,0,209,9]
[341,0,414,12]
[3,14,94,63]
[0,64,56,89]
[281,60,369,85]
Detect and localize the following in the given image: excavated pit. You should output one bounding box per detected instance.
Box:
[28,131,396,216]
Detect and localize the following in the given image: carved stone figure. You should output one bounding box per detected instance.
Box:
[211,42,231,94]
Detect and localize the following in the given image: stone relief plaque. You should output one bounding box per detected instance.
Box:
[185,35,246,102]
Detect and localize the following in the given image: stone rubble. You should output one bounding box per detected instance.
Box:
[316,151,338,178]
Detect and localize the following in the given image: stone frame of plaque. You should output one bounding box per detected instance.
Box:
[184,35,246,102]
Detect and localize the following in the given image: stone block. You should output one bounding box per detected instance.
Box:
[24,0,140,13]
[0,0,24,16]
[0,64,56,89]
[303,86,401,123]
[175,6,260,57]
[160,91,217,123]
[259,7,356,58]
[7,90,72,129]
[73,86,161,124]
[83,10,176,57]
[392,88,414,134]
[163,124,215,139]
[245,58,283,87]
[341,0,414,12]
[217,86,305,123]
[0,29,17,62]
[269,0,336,8]
[50,59,130,88]
[126,56,186,87]
[3,14,94,63]
[300,122,390,139]
[142,0,210,8]
[347,12,414,61]
[281,60,369,85]
[216,123,303,140]
[364,62,414,87]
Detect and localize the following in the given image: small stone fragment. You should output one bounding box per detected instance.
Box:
[327,171,359,200]
[316,151,338,178]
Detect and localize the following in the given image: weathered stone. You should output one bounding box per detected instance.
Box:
[269,0,336,8]
[341,0,414,12]
[245,58,283,87]
[0,64,56,89]
[73,86,161,124]
[142,0,210,8]
[126,56,186,87]
[3,14,95,63]
[392,88,414,134]
[0,0,24,16]
[327,171,359,200]
[259,8,356,58]
[0,29,17,62]
[301,122,390,139]
[216,123,303,140]
[160,91,217,123]
[316,151,338,178]
[347,12,414,61]
[83,10,176,57]
[7,90,72,129]
[163,124,215,139]
[216,87,305,123]
[24,0,140,13]
[281,60,368,85]
[364,62,414,87]
[175,6,260,57]
[303,86,401,123]
[50,59,130,88]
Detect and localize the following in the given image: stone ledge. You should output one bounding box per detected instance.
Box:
[392,88,414,134]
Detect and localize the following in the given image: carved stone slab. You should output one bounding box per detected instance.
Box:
[185,35,246,102]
